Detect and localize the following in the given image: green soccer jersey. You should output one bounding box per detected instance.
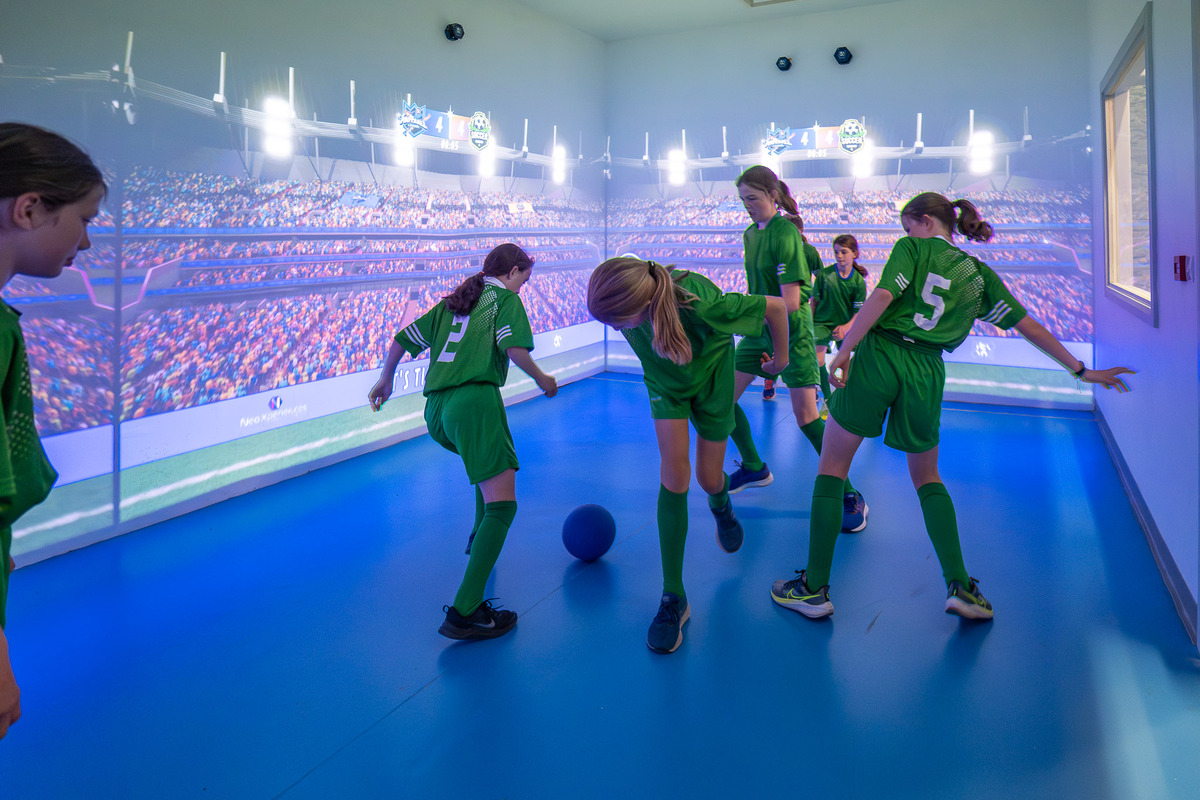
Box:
[0,303,58,532]
[743,213,807,298]
[622,271,766,398]
[876,236,1027,352]
[800,240,823,303]
[813,264,867,327]
[395,278,535,395]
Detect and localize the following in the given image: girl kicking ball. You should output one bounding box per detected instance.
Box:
[588,256,788,654]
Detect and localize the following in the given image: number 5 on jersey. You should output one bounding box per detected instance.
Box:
[437,314,470,362]
[914,274,951,331]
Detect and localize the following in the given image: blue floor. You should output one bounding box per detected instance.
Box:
[2,374,1198,799]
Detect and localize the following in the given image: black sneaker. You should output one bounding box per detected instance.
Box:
[646,592,690,654]
[438,599,517,640]
[762,379,776,400]
[711,499,744,553]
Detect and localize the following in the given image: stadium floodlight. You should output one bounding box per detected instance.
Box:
[551,145,567,184]
[851,138,874,178]
[262,96,294,159]
[968,129,995,175]
[478,145,495,178]
[394,126,415,166]
[667,149,687,186]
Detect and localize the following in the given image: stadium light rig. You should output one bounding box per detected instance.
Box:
[851,138,874,178]
[968,130,995,175]
[478,144,495,178]
[213,51,229,115]
[262,96,295,159]
[667,149,687,186]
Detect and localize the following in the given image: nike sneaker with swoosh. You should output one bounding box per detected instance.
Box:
[438,599,518,640]
[770,570,833,618]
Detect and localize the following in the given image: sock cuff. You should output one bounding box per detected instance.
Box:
[917,482,949,501]
[800,418,825,435]
[483,500,518,525]
[814,473,845,499]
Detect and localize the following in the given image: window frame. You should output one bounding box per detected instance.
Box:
[1101,3,1158,325]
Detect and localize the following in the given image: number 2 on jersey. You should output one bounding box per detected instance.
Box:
[913,274,951,331]
[437,314,470,362]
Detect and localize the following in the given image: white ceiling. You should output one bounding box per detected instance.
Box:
[508,0,900,43]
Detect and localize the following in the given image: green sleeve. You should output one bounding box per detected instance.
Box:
[693,292,767,338]
[495,292,535,351]
[394,305,441,357]
[977,264,1028,330]
[879,237,919,299]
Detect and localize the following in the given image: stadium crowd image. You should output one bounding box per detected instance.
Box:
[1,0,1198,797]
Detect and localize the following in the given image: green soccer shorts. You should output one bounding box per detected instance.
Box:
[424,383,519,484]
[827,331,944,453]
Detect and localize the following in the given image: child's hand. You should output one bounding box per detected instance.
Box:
[760,352,786,375]
[829,349,852,388]
[832,324,849,340]
[538,374,559,398]
[1083,367,1135,393]
[367,378,392,411]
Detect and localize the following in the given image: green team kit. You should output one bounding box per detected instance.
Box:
[735,213,819,387]
[1,304,58,627]
[830,236,1027,452]
[812,264,867,345]
[395,277,535,483]
[620,270,766,441]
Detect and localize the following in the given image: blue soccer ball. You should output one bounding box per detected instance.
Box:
[562,504,616,562]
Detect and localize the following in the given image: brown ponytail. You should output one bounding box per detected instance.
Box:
[444,242,533,314]
[900,192,994,243]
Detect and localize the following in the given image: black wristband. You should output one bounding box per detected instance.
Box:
[1072,361,1086,377]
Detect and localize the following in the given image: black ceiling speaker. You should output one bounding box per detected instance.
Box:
[776,56,792,72]
[445,23,465,41]
[834,46,853,65]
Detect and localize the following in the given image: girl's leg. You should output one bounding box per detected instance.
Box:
[794,384,861,499]
[907,448,969,588]
[729,370,766,472]
[649,419,692,653]
[654,418,692,595]
[804,418,865,588]
[451,469,517,616]
[815,345,831,401]
[772,418,865,617]
[464,484,485,555]
[696,435,742,553]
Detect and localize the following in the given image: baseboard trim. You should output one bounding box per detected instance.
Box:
[1095,406,1198,647]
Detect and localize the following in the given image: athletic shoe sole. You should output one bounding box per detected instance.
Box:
[770,580,834,618]
[945,598,994,621]
[646,604,691,654]
[728,472,773,495]
[437,616,518,640]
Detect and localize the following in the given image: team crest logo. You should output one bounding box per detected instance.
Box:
[469,112,491,151]
[396,101,428,138]
[762,127,795,157]
[268,396,284,410]
[838,119,866,154]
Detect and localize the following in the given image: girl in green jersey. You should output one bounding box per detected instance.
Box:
[812,234,869,408]
[771,192,1133,623]
[730,166,867,533]
[369,243,558,642]
[0,123,106,740]
[588,257,788,654]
